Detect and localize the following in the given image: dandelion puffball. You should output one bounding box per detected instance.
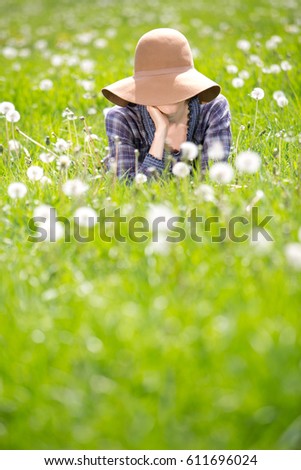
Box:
[135,173,147,184]
[194,184,215,202]
[39,152,56,163]
[33,204,56,220]
[74,207,98,227]
[273,90,285,101]
[209,162,234,184]
[281,61,292,71]
[54,138,70,153]
[62,179,89,197]
[180,142,198,161]
[56,155,71,170]
[276,96,288,107]
[235,151,261,174]
[208,140,225,161]
[40,176,52,185]
[27,165,44,181]
[7,182,27,199]
[232,77,244,88]
[0,101,15,115]
[236,39,251,52]
[250,87,265,100]
[172,161,190,178]
[5,109,21,122]
[39,79,53,91]
[284,243,301,270]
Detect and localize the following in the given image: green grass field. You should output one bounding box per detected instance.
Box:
[1,0,301,450]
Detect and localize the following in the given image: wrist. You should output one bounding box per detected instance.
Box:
[154,127,168,138]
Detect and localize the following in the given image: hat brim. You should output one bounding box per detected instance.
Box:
[101,68,221,107]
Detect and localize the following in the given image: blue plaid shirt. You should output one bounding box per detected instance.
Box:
[104,93,232,181]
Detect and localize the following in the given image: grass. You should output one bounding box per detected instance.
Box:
[0,0,301,450]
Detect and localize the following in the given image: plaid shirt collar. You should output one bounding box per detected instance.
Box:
[137,95,201,149]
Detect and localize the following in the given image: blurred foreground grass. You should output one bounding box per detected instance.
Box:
[0,0,301,450]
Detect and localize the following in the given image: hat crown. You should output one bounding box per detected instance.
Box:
[134,28,194,74]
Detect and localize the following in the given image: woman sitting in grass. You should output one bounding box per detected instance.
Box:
[101,28,232,181]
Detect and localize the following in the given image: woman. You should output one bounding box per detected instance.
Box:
[101,28,232,181]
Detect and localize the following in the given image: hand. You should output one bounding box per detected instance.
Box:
[146,105,169,133]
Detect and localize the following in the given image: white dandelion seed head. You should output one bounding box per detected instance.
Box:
[256,189,265,200]
[7,182,27,199]
[2,46,18,59]
[74,207,98,227]
[86,107,96,115]
[84,133,100,143]
[284,243,301,270]
[209,162,234,184]
[180,141,199,161]
[135,173,147,184]
[276,96,288,107]
[281,61,292,71]
[232,77,244,88]
[208,140,225,161]
[50,54,64,67]
[250,229,273,254]
[8,139,21,152]
[271,35,282,44]
[194,184,215,202]
[56,155,71,170]
[145,233,171,256]
[94,38,108,49]
[0,101,15,115]
[249,54,263,67]
[62,179,89,197]
[39,152,55,163]
[27,165,44,181]
[79,79,95,92]
[266,38,280,50]
[172,161,190,178]
[236,39,251,52]
[270,64,281,74]
[42,220,65,242]
[273,90,285,101]
[39,175,52,185]
[285,24,299,34]
[226,64,238,74]
[33,204,56,221]
[235,151,261,174]
[34,39,48,50]
[239,70,250,80]
[250,87,265,100]
[146,203,176,234]
[54,138,70,153]
[80,59,95,74]
[39,79,53,91]
[5,109,20,122]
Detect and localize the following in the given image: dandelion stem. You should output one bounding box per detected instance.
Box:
[5,119,11,165]
[114,141,119,186]
[67,119,73,150]
[235,127,242,157]
[15,127,58,157]
[279,136,282,174]
[252,99,259,138]
[72,119,79,147]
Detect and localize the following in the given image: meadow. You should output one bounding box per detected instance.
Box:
[0,0,301,450]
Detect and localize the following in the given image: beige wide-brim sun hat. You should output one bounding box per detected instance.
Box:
[101,28,221,107]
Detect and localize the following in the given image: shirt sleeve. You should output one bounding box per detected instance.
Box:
[201,94,232,169]
[105,108,165,182]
